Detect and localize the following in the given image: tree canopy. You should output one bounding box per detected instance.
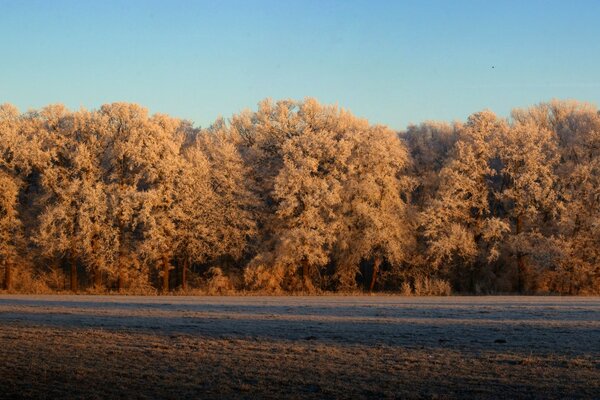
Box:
[0,98,598,294]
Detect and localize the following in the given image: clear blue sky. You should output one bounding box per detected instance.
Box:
[1,0,599,130]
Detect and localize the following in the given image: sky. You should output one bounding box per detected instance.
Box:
[1,0,599,130]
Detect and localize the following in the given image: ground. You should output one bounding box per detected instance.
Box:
[0,295,598,399]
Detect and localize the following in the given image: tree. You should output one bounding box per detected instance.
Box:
[554,104,600,294]
[421,111,509,292]
[270,100,353,291]
[0,104,38,290]
[401,121,459,208]
[236,99,361,291]
[94,103,183,290]
[171,143,220,290]
[513,100,600,293]
[194,123,257,276]
[0,170,21,290]
[497,107,561,292]
[230,99,301,249]
[34,106,117,291]
[1,98,598,294]
[335,124,414,291]
[128,113,188,292]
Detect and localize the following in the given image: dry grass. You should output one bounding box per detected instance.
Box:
[0,326,598,400]
[0,296,598,399]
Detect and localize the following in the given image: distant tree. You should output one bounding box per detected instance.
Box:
[230,99,300,249]
[34,106,117,291]
[94,103,182,290]
[512,100,600,293]
[270,100,358,291]
[237,99,381,291]
[0,104,38,290]
[1,98,598,295]
[172,142,220,290]
[554,104,600,294]
[194,123,257,270]
[421,111,509,292]
[335,124,414,291]
[497,107,561,292]
[401,121,459,207]
[0,170,21,290]
[127,113,185,292]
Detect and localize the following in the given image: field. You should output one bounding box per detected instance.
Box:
[0,295,598,399]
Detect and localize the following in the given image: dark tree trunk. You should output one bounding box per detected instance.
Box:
[94,268,102,288]
[3,259,12,291]
[117,265,124,291]
[63,259,67,291]
[302,259,310,291]
[70,257,78,293]
[91,238,102,289]
[117,243,127,291]
[51,259,63,291]
[470,267,476,294]
[516,214,525,293]
[162,257,170,293]
[369,256,382,292]
[117,227,127,292]
[569,269,575,295]
[181,258,188,291]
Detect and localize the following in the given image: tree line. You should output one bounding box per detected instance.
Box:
[0,98,598,294]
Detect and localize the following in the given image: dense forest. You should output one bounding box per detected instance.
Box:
[0,99,598,294]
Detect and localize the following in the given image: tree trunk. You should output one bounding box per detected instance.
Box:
[516,214,525,293]
[50,259,62,291]
[181,258,188,291]
[117,265,124,291]
[162,256,170,293]
[3,259,11,291]
[91,238,102,289]
[117,228,127,292]
[470,267,476,294]
[63,259,67,291]
[94,268,102,289]
[569,269,575,295]
[70,257,78,293]
[369,256,382,292]
[302,259,310,291]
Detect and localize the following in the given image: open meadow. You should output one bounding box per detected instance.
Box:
[0,295,598,399]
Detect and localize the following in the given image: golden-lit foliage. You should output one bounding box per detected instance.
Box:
[0,98,598,294]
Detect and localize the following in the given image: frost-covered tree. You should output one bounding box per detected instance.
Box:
[237,98,416,292]
[232,99,307,290]
[195,123,257,266]
[335,124,414,290]
[554,105,600,294]
[496,107,561,292]
[513,100,600,293]
[0,170,21,290]
[35,106,118,291]
[34,105,82,290]
[270,100,354,291]
[237,99,363,291]
[131,114,188,292]
[421,111,509,292]
[93,103,181,290]
[230,99,300,238]
[171,143,220,289]
[0,104,39,290]
[401,121,459,207]
[1,98,598,294]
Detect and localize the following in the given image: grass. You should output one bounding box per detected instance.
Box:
[0,295,598,399]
